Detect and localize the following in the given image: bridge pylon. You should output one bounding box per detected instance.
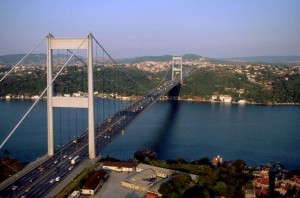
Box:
[172,56,183,84]
[46,33,96,159]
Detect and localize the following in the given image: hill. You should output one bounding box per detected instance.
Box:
[120,54,206,63]
[2,53,300,66]
[0,54,46,65]
[0,54,74,66]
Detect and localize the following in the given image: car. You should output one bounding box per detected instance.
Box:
[63,155,67,159]
[54,159,58,164]
[55,176,61,182]
[38,167,45,172]
[11,186,18,190]
[49,179,55,184]
[25,187,31,192]
[68,156,73,160]
[68,165,74,171]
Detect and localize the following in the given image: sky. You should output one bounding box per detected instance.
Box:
[0,0,300,58]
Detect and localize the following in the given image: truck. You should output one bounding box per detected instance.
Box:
[71,155,80,165]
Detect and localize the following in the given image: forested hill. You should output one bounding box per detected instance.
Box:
[120,54,205,63]
[0,54,71,66]
[181,68,300,104]
[1,53,300,65]
[0,53,207,65]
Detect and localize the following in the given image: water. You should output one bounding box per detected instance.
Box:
[0,99,299,170]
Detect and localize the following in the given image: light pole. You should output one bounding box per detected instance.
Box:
[58,145,62,162]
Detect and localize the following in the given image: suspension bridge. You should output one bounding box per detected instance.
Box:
[0,33,188,197]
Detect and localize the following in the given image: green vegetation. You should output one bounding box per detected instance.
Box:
[272,74,300,103]
[1,63,300,104]
[134,152,253,198]
[0,66,165,97]
[180,68,300,104]
[0,152,24,183]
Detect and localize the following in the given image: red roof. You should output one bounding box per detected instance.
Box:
[256,188,269,196]
[103,161,134,168]
[146,192,159,198]
[83,170,108,190]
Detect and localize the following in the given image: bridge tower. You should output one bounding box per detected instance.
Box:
[47,33,96,159]
[172,56,183,84]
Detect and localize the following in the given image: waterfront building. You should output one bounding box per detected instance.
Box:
[103,161,134,172]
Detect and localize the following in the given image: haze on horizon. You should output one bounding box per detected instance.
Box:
[0,0,299,59]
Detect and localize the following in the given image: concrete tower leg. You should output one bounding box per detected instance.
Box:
[88,34,96,159]
[172,56,183,84]
[47,34,54,156]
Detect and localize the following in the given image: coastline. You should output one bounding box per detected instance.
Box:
[1,96,300,106]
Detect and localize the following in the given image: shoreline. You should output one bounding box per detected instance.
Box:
[1,96,300,106]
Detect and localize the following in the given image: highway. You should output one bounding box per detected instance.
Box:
[0,78,181,198]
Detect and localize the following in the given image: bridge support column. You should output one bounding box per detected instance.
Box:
[172,56,183,84]
[87,34,96,159]
[47,33,54,156]
[46,33,96,159]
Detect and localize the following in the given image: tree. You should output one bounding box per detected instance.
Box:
[159,182,174,197]
[213,181,227,196]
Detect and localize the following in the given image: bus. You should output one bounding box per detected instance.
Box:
[71,155,80,165]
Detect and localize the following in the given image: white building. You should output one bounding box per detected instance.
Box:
[219,95,232,103]
[238,100,247,104]
[136,163,172,178]
[223,96,232,103]
[102,161,134,172]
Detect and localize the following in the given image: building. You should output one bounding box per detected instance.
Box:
[145,191,160,198]
[219,95,232,103]
[81,170,108,195]
[121,168,160,192]
[103,161,134,172]
[238,99,247,104]
[121,164,173,195]
[211,95,218,101]
[67,190,80,198]
[136,163,172,178]
[211,155,223,166]
[223,96,232,103]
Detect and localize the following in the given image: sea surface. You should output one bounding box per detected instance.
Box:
[0,99,299,170]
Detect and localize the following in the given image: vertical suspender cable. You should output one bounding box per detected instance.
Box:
[59,107,62,149]
[102,50,105,121]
